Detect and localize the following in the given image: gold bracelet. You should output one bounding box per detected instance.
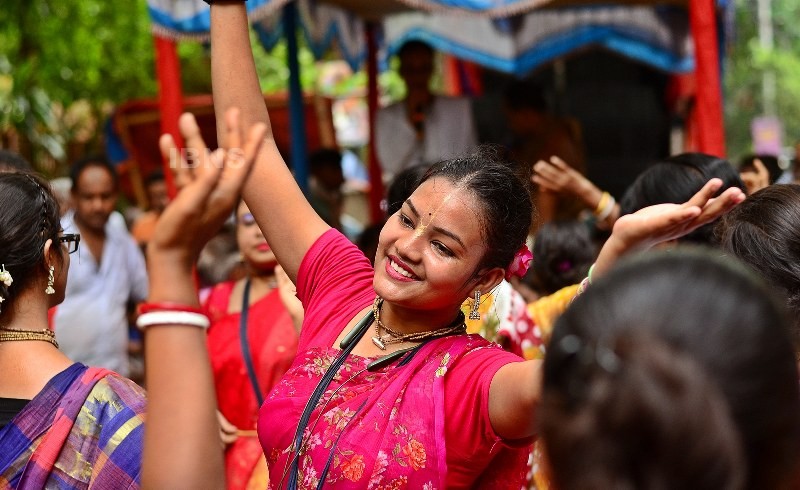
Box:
[594,192,611,215]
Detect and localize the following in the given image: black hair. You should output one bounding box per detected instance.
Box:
[716,183,800,344]
[530,221,596,295]
[308,148,342,172]
[386,164,429,216]
[0,150,33,173]
[397,40,434,60]
[418,147,533,272]
[0,172,63,314]
[144,169,165,188]
[70,155,119,191]
[541,249,800,490]
[620,153,744,245]
[739,154,783,184]
[503,79,548,113]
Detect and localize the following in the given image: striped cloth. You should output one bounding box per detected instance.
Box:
[0,363,145,489]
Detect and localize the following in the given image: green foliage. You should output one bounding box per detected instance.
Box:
[0,0,406,173]
[0,0,157,171]
[724,0,800,159]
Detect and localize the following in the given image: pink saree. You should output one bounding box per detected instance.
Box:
[259,334,529,490]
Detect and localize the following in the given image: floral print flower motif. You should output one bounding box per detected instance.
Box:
[435,353,451,378]
[375,476,408,490]
[402,439,427,471]
[301,455,320,489]
[267,448,282,465]
[323,406,356,429]
[341,453,366,482]
[368,450,390,488]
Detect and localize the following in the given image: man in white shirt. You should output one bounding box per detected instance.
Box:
[53,156,148,376]
[376,41,478,181]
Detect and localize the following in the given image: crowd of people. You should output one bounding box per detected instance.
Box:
[1,2,800,489]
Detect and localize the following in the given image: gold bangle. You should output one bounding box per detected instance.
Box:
[594,192,611,215]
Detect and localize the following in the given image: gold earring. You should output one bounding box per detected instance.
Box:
[469,290,481,320]
[45,266,55,295]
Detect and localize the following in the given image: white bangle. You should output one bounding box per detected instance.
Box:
[136,311,210,330]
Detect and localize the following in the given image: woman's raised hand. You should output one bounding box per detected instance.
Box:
[150,109,267,267]
[142,109,265,489]
[532,156,585,196]
[594,178,745,276]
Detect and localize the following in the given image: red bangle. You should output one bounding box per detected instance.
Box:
[138,302,204,315]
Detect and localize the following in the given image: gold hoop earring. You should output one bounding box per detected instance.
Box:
[45,266,55,295]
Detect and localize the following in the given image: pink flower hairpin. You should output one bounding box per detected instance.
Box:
[505,245,533,280]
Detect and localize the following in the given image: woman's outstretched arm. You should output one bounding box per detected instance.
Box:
[210,3,329,282]
[488,179,746,440]
[142,111,266,488]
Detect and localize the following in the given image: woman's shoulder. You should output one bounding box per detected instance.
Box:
[297,229,373,302]
[89,372,147,414]
[70,371,145,482]
[206,280,237,302]
[449,336,524,374]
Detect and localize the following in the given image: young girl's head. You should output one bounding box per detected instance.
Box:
[717,183,800,344]
[530,221,595,295]
[540,250,800,489]
[621,153,744,245]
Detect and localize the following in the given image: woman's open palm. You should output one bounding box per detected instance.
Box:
[150,109,266,264]
[611,178,746,251]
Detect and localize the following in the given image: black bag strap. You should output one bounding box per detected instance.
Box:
[285,310,374,490]
[239,278,265,407]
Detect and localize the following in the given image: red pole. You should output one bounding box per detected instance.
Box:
[689,0,726,157]
[366,22,385,224]
[154,34,184,199]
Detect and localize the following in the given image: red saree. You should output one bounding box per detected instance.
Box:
[205,281,299,489]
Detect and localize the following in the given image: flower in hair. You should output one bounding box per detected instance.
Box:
[0,265,12,288]
[556,260,573,273]
[505,245,533,280]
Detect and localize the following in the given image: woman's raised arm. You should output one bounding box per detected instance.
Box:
[487,178,746,440]
[210,3,329,281]
[143,110,266,488]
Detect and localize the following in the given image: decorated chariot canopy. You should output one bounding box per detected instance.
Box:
[147,0,699,76]
[141,0,727,221]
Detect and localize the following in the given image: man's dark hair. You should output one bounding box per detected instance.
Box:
[70,155,119,191]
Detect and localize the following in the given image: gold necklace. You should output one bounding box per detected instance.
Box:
[0,327,59,348]
[370,296,466,350]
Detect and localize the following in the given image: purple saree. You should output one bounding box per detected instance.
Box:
[0,363,146,489]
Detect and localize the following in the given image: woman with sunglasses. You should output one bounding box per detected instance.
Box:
[0,171,146,488]
[205,200,302,489]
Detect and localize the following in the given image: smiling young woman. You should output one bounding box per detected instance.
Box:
[139,3,746,489]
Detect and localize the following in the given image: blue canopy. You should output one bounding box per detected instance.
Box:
[147,0,694,76]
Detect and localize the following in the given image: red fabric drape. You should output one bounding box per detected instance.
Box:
[154,35,184,199]
[366,23,385,224]
[689,0,725,156]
